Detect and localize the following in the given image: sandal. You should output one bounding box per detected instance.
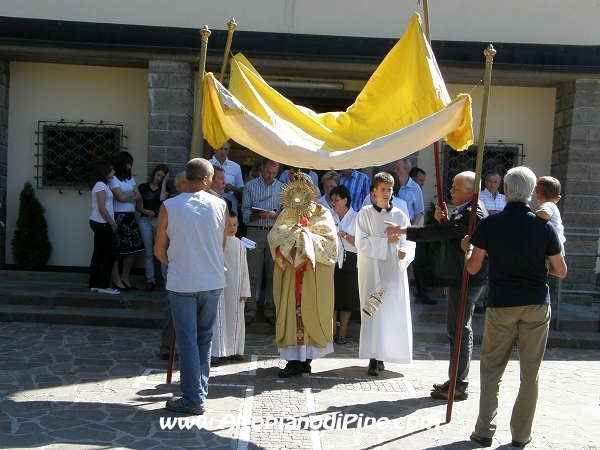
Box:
[335,335,347,344]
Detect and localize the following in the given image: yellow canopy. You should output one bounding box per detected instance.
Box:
[202,12,473,169]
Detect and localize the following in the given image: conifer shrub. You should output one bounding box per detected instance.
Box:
[11,181,52,269]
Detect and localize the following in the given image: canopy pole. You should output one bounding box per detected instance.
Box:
[219,18,237,84]
[421,1,445,213]
[422,0,431,44]
[446,44,496,424]
[190,25,211,160]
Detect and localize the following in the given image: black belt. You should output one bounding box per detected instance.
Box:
[248,225,272,231]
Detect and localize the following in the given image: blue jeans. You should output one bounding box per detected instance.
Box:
[169,289,222,408]
[138,217,166,283]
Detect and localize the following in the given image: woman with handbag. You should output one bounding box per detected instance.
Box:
[330,185,359,344]
[108,151,143,290]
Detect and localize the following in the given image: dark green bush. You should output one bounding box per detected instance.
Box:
[11,181,52,269]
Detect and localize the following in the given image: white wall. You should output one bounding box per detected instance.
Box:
[0,0,598,45]
[6,62,148,267]
[417,84,556,208]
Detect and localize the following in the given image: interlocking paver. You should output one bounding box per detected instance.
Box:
[1,322,599,449]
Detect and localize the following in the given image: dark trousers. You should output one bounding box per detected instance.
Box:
[413,241,429,298]
[446,285,484,393]
[162,300,172,347]
[89,220,117,289]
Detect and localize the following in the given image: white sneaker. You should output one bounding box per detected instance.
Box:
[89,288,99,292]
[98,288,120,295]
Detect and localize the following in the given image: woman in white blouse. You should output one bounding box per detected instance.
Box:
[329,184,359,344]
[108,152,143,291]
[89,162,119,295]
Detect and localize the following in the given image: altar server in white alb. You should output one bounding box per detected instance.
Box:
[355,172,415,376]
[211,209,251,361]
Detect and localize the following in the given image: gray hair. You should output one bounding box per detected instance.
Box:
[174,171,186,183]
[504,166,536,202]
[397,157,412,171]
[186,158,213,182]
[321,170,340,186]
[454,171,476,190]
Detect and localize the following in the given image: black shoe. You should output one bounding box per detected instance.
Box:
[301,359,312,373]
[377,360,385,371]
[368,359,378,376]
[474,306,487,314]
[278,361,302,378]
[415,296,438,305]
[211,357,220,366]
[165,398,204,415]
[469,432,492,447]
[122,282,137,291]
[230,354,244,361]
[334,335,347,344]
[145,282,155,292]
[112,282,128,292]
[431,387,468,401]
[159,345,170,360]
[511,438,532,448]
[432,380,450,391]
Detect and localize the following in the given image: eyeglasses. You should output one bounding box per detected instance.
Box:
[451,185,469,191]
[331,198,343,204]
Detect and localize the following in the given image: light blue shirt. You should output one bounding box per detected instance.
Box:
[339,170,371,212]
[398,177,424,221]
[241,176,284,226]
[479,188,506,212]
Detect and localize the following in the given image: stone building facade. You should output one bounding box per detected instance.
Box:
[0,4,598,303]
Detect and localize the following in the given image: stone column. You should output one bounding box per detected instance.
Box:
[0,60,9,268]
[147,61,194,180]
[553,79,600,304]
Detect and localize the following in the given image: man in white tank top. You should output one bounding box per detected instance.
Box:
[155,158,227,415]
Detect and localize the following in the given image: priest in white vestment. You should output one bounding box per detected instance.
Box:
[268,173,338,378]
[356,172,415,376]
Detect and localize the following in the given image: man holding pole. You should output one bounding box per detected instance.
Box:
[385,170,488,400]
[462,166,566,448]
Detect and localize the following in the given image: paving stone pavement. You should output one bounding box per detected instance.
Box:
[1,322,598,450]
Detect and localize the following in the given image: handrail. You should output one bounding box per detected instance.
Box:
[556,232,600,331]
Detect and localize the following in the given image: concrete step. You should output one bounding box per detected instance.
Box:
[0,281,168,311]
[0,270,598,349]
[411,301,600,332]
[0,303,162,329]
[0,270,148,284]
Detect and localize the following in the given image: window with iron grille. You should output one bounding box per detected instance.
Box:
[35,120,126,193]
[441,141,524,203]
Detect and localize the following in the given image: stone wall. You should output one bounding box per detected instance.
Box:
[147,61,194,181]
[0,60,8,268]
[553,79,600,304]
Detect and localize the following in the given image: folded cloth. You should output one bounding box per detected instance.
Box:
[241,237,257,249]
